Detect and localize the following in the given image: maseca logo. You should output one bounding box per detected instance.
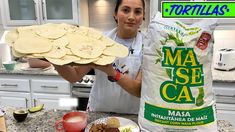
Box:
[160,47,204,104]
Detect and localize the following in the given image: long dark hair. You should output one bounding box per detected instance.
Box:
[114,0,145,22]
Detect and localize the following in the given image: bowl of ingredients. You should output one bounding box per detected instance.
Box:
[3,61,17,71]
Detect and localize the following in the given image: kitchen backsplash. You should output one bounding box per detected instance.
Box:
[214,30,235,51]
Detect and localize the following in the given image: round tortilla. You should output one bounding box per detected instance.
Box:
[14,36,52,54]
[5,29,19,47]
[52,36,69,47]
[100,36,115,47]
[35,24,66,39]
[88,28,103,39]
[45,55,80,65]
[70,41,105,59]
[11,47,26,58]
[40,44,67,58]
[93,55,116,65]
[103,43,128,58]
[73,57,99,64]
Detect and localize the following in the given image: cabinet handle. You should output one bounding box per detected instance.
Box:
[1,84,18,87]
[41,0,45,20]
[41,85,58,89]
[33,99,37,107]
[25,98,28,108]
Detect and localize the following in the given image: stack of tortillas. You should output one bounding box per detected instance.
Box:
[5,23,128,65]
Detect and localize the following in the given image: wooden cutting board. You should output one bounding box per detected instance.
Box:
[0,116,7,132]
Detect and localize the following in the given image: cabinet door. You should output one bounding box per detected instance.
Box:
[41,0,78,24]
[2,0,40,26]
[32,93,72,110]
[0,78,30,92]
[0,91,31,108]
[150,0,193,24]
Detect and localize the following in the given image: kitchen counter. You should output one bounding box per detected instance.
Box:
[1,106,235,132]
[212,68,235,83]
[0,62,58,76]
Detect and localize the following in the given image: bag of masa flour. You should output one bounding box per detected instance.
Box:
[139,13,218,132]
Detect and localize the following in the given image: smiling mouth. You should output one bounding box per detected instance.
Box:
[126,23,135,26]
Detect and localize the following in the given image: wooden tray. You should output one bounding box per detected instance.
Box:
[0,116,7,132]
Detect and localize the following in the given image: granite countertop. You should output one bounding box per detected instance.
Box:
[0,62,59,76]
[1,106,235,132]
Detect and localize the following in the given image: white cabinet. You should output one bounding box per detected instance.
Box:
[213,82,235,126]
[0,91,31,108]
[32,93,71,110]
[0,74,72,110]
[31,78,72,110]
[0,78,31,108]
[0,0,79,27]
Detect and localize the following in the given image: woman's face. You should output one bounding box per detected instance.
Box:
[115,0,144,34]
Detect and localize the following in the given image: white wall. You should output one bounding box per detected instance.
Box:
[0,6,2,25]
[214,30,235,52]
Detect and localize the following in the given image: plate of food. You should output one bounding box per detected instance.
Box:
[85,117,140,132]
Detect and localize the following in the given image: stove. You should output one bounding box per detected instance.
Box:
[71,75,95,110]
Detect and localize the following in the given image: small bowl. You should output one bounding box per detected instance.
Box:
[13,109,28,122]
[3,61,17,71]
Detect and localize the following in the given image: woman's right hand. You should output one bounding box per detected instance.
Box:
[28,58,51,69]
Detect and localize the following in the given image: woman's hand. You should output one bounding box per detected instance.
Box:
[92,64,116,76]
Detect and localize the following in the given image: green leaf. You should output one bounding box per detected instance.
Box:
[160,40,165,45]
[166,68,172,79]
[155,58,161,64]
[156,49,162,57]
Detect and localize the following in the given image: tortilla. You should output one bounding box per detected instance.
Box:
[76,26,89,35]
[88,28,103,39]
[5,29,19,46]
[58,23,78,33]
[93,55,116,65]
[14,36,52,54]
[100,37,115,47]
[11,47,26,58]
[74,57,99,64]
[45,55,80,65]
[40,44,67,58]
[70,41,105,58]
[103,43,128,57]
[35,23,66,39]
[52,36,69,47]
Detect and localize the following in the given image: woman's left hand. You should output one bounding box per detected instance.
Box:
[92,64,116,76]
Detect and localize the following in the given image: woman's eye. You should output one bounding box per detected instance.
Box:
[135,10,143,15]
[122,8,129,13]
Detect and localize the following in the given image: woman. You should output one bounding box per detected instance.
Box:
[55,0,145,114]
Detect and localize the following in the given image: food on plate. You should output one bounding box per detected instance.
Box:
[5,23,128,66]
[89,123,108,132]
[28,104,44,113]
[107,117,120,128]
[105,128,120,132]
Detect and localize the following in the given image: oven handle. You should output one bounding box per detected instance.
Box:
[72,91,90,98]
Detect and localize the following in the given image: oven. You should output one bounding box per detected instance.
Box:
[71,72,95,110]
